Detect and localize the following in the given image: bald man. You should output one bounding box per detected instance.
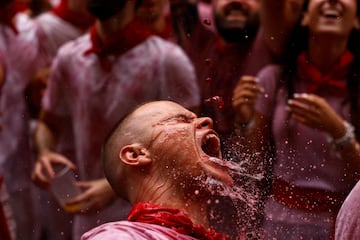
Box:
[82,101,233,240]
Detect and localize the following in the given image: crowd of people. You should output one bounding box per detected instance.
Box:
[0,0,360,239]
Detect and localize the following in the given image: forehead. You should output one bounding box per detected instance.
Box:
[133,102,193,122]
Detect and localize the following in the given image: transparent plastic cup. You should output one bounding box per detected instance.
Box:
[50,165,82,213]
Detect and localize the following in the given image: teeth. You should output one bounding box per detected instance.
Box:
[322,8,341,18]
[206,134,217,140]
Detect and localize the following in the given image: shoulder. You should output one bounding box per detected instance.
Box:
[337,181,360,220]
[258,64,283,77]
[143,36,188,57]
[35,12,77,30]
[56,34,91,59]
[14,13,38,40]
[255,64,285,106]
[257,64,284,85]
[335,181,360,239]
[35,12,60,25]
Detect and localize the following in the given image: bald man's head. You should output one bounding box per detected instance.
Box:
[102,101,233,203]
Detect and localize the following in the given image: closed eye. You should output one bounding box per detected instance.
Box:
[161,114,195,124]
[174,114,195,123]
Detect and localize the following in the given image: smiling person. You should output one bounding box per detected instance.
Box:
[81,100,233,240]
[233,0,360,239]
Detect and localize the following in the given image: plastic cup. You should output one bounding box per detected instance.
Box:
[50,165,82,213]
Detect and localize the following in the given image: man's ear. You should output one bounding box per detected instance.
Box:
[301,12,309,27]
[120,144,152,166]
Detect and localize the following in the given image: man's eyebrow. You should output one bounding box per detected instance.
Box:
[159,113,194,123]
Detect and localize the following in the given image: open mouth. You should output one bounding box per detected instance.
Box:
[201,132,221,158]
[200,131,234,187]
[322,11,341,19]
[320,6,342,20]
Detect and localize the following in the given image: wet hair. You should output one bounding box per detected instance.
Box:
[279,0,360,140]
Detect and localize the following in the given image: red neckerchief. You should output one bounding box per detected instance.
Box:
[127,202,229,240]
[0,1,28,34]
[84,19,153,71]
[51,0,94,32]
[297,50,354,97]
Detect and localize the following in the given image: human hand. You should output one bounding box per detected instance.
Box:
[287,93,346,138]
[232,75,263,124]
[31,151,76,189]
[65,178,117,214]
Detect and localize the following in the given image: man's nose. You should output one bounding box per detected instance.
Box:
[196,117,213,129]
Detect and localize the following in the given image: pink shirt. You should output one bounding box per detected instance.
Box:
[81,221,198,240]
[335,180,360,240]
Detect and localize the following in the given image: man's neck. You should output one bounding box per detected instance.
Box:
[96,1,135,42]
[67,0,88,15]
[134,184,210,228]
[149,15,167,33]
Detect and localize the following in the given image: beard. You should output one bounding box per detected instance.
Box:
[214,12,260,44]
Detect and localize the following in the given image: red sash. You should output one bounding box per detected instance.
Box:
[272,177,346,212]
